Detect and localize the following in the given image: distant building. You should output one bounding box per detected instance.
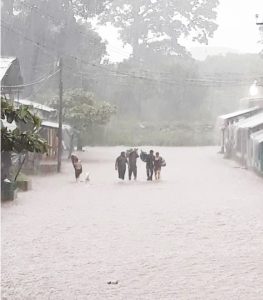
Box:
[14,98,57,120]
[0,56,23,99]
[217,95,263,176]
[13,99,73,173]
[1,56,73,173]
[234,112,263,165]
[217,107,261,154]
[249,130,263,174]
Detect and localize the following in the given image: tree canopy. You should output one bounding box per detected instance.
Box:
[100,0,219,58]
[48,89,116,148]
[1,0,107,94]
[62,89,116,129]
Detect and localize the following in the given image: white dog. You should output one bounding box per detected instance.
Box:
[84,172,90,183]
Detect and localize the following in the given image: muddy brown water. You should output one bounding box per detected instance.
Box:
[2,147,263,299]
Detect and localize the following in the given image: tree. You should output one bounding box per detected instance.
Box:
[1,0,107,95]
[100,0,219,58]
[89,53,207,121]
[50,89,117,149]
[1,98,48,180]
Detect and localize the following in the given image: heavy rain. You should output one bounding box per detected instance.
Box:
[1,0,263,299]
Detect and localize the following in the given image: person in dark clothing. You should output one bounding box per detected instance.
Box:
[127,149,139,180]
[115,151,128,180]
[71,154,82,182]
[146,150,155,181]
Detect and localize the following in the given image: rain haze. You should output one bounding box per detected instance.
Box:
[1,0,263,299]
[98,0,263,62]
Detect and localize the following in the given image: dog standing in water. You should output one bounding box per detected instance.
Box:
[71,154,82,182]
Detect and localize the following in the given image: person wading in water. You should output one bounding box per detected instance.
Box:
[127,149,139,180]
[115,152,128,180]
[154,152,163,180]
[146,150,155,181]
[71,154,82,182]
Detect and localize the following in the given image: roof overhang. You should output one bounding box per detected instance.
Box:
[41,120,71,130]
[237,112,263,130]
[218,107,260,121]
[14,99,56,113]
[0,57,23,93]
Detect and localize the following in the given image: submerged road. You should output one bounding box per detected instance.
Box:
[2,147,263,299]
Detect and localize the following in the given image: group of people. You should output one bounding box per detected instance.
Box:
[70,149,165,182]
[115,149,165,181]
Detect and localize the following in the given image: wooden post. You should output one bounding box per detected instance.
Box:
[221,128,225,153]
[57,57,63,172]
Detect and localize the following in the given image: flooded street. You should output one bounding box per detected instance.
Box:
[2,147,263,299]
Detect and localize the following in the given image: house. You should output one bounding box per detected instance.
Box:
[0,56,73,174]
[40,120,73,160]
[14,98,57,120]
[249,130,263,174]
[234,112,263,165]
[15,101,73,174]
[217,91,263,175]
[217,106,261,154]
[0,56,23,99]
[13,98,72,160]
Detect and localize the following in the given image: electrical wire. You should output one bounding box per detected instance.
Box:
[1,69,59,88]
[1,21,263,88]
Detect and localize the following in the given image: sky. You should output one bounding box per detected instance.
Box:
[97,0,263,62]
[206,0,262,52]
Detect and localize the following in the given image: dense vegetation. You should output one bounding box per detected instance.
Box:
[2,0,263,146]
[1,98,48,180]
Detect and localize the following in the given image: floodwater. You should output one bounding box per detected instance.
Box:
[2,147,263,299]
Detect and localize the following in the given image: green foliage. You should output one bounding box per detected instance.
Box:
[1,128,48,153]
[51,89,117,148]
[86,118,215,146]
[100,0,219,57]
[1,98,41,129]
[90,52,263,132]
[1,0,107,93]
[92,54,207,121]
[1,98,48,153]
[52,89,117,131]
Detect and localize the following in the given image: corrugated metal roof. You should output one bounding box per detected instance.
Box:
[14,99,56,113]
[237,112,263,129]
[41,120,71,130]
[0,56,16,82]
[218,106,260,120]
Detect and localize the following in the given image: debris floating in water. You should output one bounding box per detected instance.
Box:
[107,280,119,285]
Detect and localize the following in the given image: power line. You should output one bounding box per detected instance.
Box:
[1,21,263,88]
[1,69,59,88]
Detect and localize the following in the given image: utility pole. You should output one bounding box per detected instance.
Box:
[57,57,63,172]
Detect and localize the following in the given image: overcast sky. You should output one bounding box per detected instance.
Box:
[97,0,263,62]
[207,0,262,51]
